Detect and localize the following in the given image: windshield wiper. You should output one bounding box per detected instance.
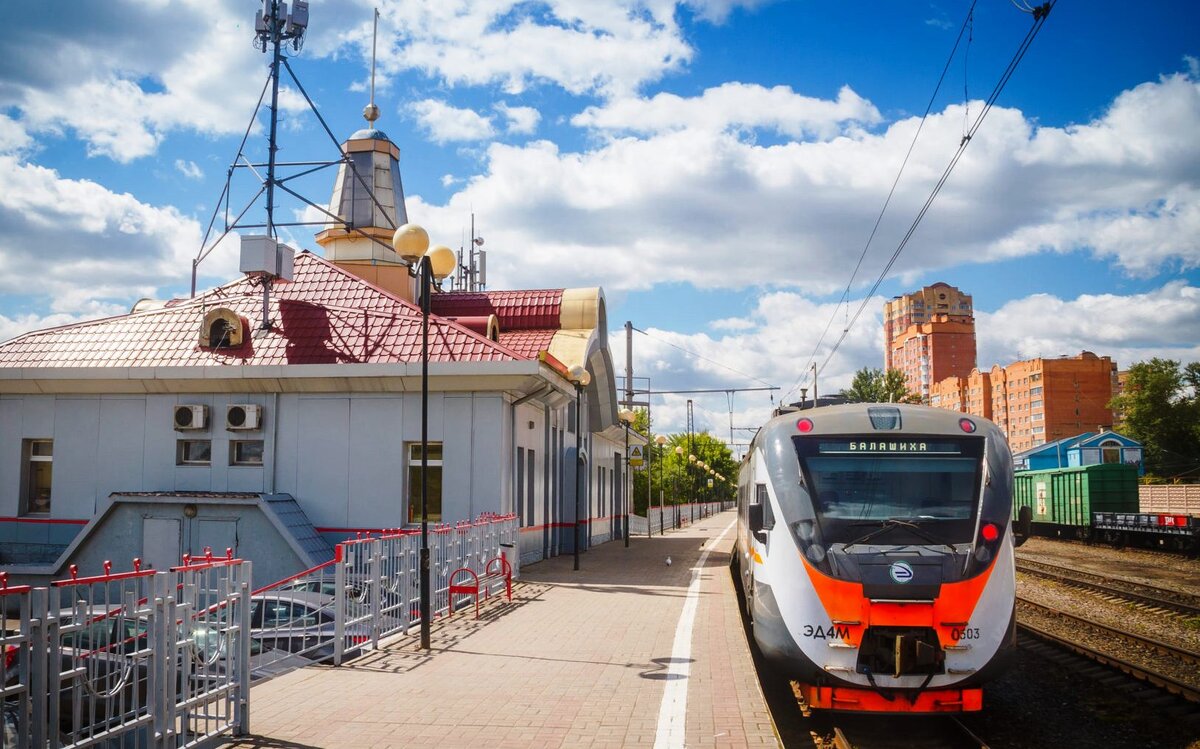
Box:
[842,518,957,554]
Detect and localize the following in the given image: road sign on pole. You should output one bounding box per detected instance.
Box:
[628,444,645,468]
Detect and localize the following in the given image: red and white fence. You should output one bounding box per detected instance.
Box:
[3,554,251,748]
[5,514,519,746]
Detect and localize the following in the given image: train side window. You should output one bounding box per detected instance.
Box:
[755,483,774,529]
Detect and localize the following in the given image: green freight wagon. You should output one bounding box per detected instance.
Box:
[1012,463,1139,539]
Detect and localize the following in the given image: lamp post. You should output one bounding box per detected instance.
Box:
[688,454,697,525]
[618,409,635,548]
[569,364,591,571]
[674,445,684,529]
[655,434,666,536]
[393,224,455,651]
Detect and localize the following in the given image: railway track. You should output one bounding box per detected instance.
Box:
[1017,596,1200,706]
[1016,557,1200,617]
[823,715,988,749]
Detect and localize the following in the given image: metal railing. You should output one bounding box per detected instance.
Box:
[4,555,251,748]
[248,513,518,671]
[629,502,729,535]
[5,514,519,745]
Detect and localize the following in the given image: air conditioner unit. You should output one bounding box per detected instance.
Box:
[174,405,209,431]
[226,404,263,431]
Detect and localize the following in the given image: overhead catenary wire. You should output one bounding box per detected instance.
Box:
[783,1,978,403]
[785,1,1054,402]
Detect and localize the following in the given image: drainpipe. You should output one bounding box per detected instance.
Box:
[267,392,280,494]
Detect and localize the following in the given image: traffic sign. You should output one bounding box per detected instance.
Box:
[628,444,645,467]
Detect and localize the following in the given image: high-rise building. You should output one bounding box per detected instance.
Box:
[930,352,1116,453]
[883,282,977,401]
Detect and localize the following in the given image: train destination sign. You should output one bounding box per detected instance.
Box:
[817,440,963,455]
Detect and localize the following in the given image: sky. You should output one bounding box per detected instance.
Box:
[0,0,1197,452]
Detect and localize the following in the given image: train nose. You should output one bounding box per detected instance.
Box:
[857,626,945,678]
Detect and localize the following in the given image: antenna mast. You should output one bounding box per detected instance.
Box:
[364,8,380,129]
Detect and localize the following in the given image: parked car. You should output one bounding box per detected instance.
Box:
[249,591,392,660]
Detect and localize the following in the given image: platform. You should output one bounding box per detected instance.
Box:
[222,509,779,748]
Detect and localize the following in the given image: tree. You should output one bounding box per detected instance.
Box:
[630,427,736,515]
[1109,358,1200,480]
[840,367,922,404]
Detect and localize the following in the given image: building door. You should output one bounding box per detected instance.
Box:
[142,517,181,572]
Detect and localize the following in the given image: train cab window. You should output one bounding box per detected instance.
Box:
[793,436,984,546]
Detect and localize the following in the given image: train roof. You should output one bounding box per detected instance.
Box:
[749,402,1008,454]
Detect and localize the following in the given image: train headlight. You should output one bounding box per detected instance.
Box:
[958,418,977,433]
[980,522,999,542]
[796,417,814,433]
[806,544,826,563]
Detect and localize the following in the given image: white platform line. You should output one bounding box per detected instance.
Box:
[654,518,737,749]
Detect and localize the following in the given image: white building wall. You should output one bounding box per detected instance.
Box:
[0,391,514,533]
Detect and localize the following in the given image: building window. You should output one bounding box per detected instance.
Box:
[21,439,53,515]
[1032,426,1044,434]
[230,440,264,466]
[177,440,212,466]
[1030,386,1043,395]
[408,442,443,523]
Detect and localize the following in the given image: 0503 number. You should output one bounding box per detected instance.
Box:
[949,626,981,642]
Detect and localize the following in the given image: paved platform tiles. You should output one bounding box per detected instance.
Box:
[223,509,780,748]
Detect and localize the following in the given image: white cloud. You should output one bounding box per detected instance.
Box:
[683,0,773,23]
[0,155,230,322]
[0,0,307,162]
[0,114,32,155]
[572,83,882,139]
[410,99,495,143]
[406,71,1200,295]
[496,102,541,135]
[607,290,886,438]
[371,1,692,98]
[612,282,1200,440]
[977,281,1200,370]
[175,159,203,180]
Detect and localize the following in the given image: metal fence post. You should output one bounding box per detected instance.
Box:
[28,587,48,749]
[370,540,382,649]
[236,560,252,736]
[334,544,346,666]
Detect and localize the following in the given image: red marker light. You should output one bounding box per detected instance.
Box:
[980,523,999,542]
[797,418,814,433]
[959,418,977,433]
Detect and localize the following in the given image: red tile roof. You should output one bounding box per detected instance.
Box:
[0,252,525,368]
[432,289,562,330]
[498,329,559,359]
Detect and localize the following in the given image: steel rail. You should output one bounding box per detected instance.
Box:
[1016,558,1200,617]
[1017,597,1200,704]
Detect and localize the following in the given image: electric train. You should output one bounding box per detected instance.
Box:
[735,403,1030,713]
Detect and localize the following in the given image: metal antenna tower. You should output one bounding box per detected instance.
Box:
[190,1,404,299]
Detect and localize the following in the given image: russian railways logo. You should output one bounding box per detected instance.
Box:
[889,561,914,584]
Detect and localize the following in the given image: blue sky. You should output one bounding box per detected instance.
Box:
[0,0,1197,443]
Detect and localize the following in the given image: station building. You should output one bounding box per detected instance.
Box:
[0,124,639,586]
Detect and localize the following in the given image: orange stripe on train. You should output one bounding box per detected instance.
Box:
[799,553,996,648]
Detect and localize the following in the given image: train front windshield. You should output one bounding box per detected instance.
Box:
[794,437,984,546]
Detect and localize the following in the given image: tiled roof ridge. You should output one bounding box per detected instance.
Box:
[0,250,541,364]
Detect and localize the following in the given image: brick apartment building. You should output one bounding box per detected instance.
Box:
[883,282,977,401]
[930,351,1116,453]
